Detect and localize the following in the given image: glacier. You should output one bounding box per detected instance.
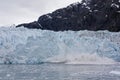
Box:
[0,27,120,64]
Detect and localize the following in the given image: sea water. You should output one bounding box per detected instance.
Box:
[0,64,120,80]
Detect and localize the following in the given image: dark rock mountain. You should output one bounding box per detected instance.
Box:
[16,0,120,31]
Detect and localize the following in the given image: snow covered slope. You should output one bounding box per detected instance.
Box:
[0,27,120,64]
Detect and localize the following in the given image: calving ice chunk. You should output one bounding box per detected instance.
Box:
[0,27,120,64]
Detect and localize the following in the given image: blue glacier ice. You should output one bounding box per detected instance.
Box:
[0,27,120,64]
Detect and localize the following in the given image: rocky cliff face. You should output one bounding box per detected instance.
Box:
[16,0,120,31]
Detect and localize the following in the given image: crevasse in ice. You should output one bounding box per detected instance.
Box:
[0,27,120,64]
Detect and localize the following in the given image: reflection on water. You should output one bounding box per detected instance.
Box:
[0,64,120,80]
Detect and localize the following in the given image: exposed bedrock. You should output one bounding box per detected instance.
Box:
[16,0,120,32]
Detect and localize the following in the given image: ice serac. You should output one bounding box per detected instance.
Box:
[17,0,120,32]
[0,27,120,64]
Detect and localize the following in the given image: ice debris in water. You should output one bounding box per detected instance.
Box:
[110,71,120,75]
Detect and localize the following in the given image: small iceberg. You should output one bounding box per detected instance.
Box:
[110,71,120,75]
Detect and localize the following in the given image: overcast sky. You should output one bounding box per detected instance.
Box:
[0,0,81,26]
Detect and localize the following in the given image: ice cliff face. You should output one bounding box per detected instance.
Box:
[0,27,120,64]
[17,0,120,31]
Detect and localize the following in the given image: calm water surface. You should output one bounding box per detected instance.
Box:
[0,64,120,80]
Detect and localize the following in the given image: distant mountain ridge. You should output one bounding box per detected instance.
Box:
[16,0,120,32]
